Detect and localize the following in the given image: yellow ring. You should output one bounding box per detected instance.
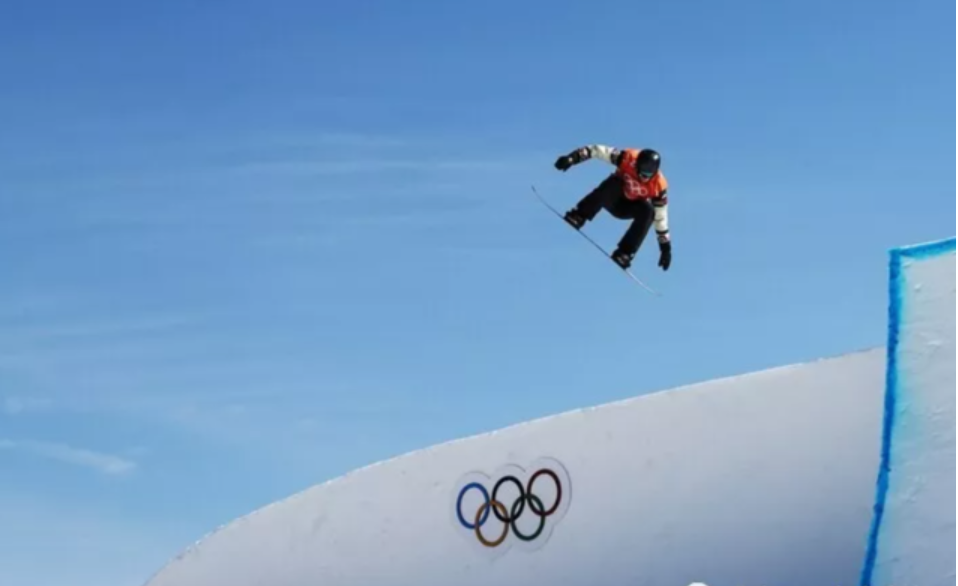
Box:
[474,500,510,547]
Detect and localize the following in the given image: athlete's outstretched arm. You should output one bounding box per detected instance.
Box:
[555,144,622,170]
[581,144,623,165]
[573,144,622,166]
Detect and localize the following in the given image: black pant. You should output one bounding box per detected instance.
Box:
[574,175,654,255]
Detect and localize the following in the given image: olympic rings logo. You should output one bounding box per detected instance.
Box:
[451,458,571,555]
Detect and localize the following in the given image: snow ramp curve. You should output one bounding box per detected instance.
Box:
[142,238,954,586]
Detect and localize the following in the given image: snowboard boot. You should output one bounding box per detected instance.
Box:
[611,248,636,270]
[564,209,586,230]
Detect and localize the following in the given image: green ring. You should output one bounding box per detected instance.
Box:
[510,494,546,542]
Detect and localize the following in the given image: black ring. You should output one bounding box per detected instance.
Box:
[491,475,525,523]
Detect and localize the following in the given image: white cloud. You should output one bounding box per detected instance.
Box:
[1,315,198,342]
[2,396,53,415]
[0,440,137,476]
[309,131,415,148]
[228,156,528,177]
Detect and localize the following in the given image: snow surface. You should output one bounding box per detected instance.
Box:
[860,238,956,586]
[142,238,955,586]
[144,351,885,586]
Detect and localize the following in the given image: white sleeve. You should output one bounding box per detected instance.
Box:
[583,144,621,165]
[653,202,669,234]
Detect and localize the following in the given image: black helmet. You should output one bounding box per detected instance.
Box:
[636,149,661,179]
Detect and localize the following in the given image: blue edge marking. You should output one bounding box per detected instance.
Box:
[859,237,956,586]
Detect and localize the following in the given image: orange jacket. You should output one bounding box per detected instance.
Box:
[614,148,669,203]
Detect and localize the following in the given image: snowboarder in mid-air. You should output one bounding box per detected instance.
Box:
[554,144,672,272]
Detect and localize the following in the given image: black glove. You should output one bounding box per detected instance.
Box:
[657,238,672,271]
[554,155,575,172]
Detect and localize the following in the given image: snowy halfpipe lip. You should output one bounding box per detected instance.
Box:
[859,237,956,586]
[142,349,887,586]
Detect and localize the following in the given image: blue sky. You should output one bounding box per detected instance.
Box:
[0,0,952,584]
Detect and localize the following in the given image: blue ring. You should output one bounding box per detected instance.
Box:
[456,482,490,530]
